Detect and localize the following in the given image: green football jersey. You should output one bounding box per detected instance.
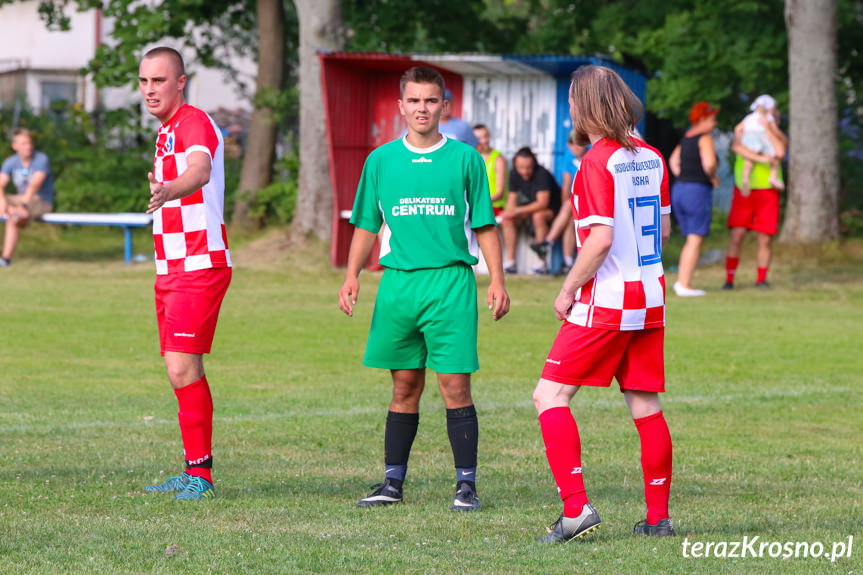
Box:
[350,136,496,271]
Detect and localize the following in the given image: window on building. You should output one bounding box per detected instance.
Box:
[40,81,77,112]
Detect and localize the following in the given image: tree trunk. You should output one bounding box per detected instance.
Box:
[232,0,285,230]
[781,0,840,243]
[291,0,344,241]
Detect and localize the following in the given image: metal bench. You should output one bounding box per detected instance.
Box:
[1,212,153,264]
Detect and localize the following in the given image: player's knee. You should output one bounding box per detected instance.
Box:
[532,387,545,414]
[391,378,423,404]
[533,382,554,414]
[164,360,202,388]
[442,385,472,406]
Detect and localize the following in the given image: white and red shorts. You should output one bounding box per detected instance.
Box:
[541,322,665,392]
[155,267,232,356]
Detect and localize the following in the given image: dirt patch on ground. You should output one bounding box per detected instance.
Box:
[230,227,334,274]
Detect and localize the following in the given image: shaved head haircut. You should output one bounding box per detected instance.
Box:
[143,46,185,78]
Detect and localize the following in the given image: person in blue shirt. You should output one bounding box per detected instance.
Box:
[0,129,55,267]
[439,89,480,147]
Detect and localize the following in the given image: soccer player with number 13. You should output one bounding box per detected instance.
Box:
[532,65,675,542]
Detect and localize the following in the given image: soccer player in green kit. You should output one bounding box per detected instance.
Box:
[338,66,510,512]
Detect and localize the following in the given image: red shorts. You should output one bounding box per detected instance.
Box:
[541,322,665,392]
[727,187,780,235]
[155,267,232,356]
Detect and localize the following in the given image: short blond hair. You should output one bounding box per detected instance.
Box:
[12,128,33,142]
[570,66,643,152]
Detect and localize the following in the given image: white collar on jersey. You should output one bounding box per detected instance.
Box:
[401,135,448,154]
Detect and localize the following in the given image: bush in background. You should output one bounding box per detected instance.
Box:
[244,150,298,227]
[1,102,151,213]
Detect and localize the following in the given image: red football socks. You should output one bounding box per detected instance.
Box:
[634,411,672,524]
[175,376,214,483]
[757,266,769,283]
[725,256,740,284]
[539,406,589,517]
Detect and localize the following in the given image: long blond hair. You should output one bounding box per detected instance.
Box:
[570,66,643,153]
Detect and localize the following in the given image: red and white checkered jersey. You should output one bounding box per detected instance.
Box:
[568,137,670,331]
[151,104,231,275]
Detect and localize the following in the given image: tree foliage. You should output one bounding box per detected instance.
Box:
[6,0,862,231]
[9,0,260,91]
[476,0,789,129]
[343,0,514,53]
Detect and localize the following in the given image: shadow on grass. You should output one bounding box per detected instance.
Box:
[16,224,152,264]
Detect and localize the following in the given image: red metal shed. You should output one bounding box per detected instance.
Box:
[319,53,465,267]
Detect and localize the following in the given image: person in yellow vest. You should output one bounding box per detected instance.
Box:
[473,124,507,216]
[724,100,787,289]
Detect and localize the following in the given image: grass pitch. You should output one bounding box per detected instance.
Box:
[1,226,861,574]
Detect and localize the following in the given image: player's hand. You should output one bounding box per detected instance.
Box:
[146,172,170,214]
[487,280,510,321]
[338,276,360,317]
[554,288,575,321]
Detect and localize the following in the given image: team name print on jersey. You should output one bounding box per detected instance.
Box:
[391,197,456,217]
[613,158,660,191]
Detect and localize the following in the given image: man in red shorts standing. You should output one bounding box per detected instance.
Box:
[139,47,232,500]
[532,66,674,542]
[724,101,787,289]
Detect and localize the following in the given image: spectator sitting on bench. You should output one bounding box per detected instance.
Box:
[501,147,561,274]
[531,133,588,275]
[0,129,55,267]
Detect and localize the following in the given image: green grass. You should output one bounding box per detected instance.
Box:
[1,226,862,574]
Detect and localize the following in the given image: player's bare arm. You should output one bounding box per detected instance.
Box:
[338,227,379,317]
[475,225,510,321]
[554,224,613,321]
[147,151,211,214]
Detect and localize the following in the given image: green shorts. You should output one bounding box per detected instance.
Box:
[364,264,479,373]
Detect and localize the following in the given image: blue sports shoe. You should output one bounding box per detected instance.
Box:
[174,476,216,500]
[145,472,191,493]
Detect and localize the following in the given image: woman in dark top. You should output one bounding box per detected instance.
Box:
[668,102,719,296]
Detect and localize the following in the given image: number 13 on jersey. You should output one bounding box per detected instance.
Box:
[628,195,661,267]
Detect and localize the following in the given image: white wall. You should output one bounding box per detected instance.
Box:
[0,1,255,115]
[0,1,96,69]
[462,75,559,170]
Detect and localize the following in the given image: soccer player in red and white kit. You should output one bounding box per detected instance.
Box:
[533,66,675,542]
[139,47,231,500]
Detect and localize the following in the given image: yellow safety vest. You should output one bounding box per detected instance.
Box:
[734,155,783,190]
[485,149,506,209]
